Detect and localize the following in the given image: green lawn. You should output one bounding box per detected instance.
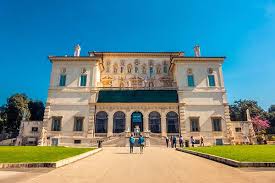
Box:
[0,146,94,163]
[186,145,275,162]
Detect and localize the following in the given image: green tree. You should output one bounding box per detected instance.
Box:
[267,105,275,129]
[0,106,7,133]
[268,105,275,113]
[229,100,266,121]
[5,93,31,135]
[28,100,45,121]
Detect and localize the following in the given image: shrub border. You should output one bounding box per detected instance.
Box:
[0,148,102,168]
[176,148,275,167]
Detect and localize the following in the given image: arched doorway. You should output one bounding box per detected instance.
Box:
[113,111,126,133]
[149,111,161,133]
[95,111,108,133]
[131,111,143,132]
[166,111,179,133]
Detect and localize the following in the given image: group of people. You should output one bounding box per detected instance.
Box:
[129,133,206,153]
[129,134,145,154]
[166,136,204,148]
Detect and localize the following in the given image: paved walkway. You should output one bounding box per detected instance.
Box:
[1,147,275,183]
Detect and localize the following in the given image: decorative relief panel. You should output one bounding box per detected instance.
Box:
[100,57,173,88]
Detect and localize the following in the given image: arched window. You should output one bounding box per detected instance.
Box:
[95,111,108,133]
[166,112,179,133]
[113,111,126,133]
[149,111,161,133]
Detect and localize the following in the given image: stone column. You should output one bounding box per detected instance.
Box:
[161,110,167,137]
[107,112,113,137]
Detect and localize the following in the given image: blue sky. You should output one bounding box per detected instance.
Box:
[0,0,274,110]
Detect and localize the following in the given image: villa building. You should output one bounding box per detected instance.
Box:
[16,46,255,146]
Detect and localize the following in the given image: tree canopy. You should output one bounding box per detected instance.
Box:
[268,105,275,113]
[0,93,44,136]
[229,100,266,121]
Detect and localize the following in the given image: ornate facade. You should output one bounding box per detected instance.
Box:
[16,49,256,146]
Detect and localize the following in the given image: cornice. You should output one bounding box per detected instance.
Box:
[172,57,225,62]
[90,52,183,58]
[48,56,99,62]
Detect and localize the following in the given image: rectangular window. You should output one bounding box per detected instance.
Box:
[51,117,61,131]
[208,75,216,87]
[74,117,83,131]
[235,127,241,132]
[187,75,195,87]
[32,127,38,132]
[59,75,66,86]
[74,140,81,144]
[212,118,222,131]
[80,75,87,86]
[190,118,200,132]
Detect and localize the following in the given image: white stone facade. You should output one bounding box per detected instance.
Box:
[18,51,255,146]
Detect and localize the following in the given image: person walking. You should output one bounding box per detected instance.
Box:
[170,136,173,148]
[200,136,204,147]
[138,134,145,154]
[165,136,169,148]
[190,136,195,147]
[179,135,184,147]
[173,136,177,148]
[129,134,135,153]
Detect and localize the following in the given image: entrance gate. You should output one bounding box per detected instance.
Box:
[131,112,143,132]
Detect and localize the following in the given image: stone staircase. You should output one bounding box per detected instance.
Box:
[101,132,166,147]
[149,133,166,146]
[102,136,127,147]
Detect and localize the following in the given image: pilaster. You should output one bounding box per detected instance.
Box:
[87,104,96,138]
[161,110,167,137]
[143,111,149,132]
[107,112,113,137]
[224,104,234,144]
[126,110,131,132]
[179,103,186,138]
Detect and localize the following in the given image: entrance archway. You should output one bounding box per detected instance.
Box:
[131,111,143,132]
[149,111,161,133]
[95,111,108,133]
[166,111,179,133]
[113,111,126,133]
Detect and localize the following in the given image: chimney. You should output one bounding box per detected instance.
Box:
[194,45,201,57]
[74,44,81,57]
